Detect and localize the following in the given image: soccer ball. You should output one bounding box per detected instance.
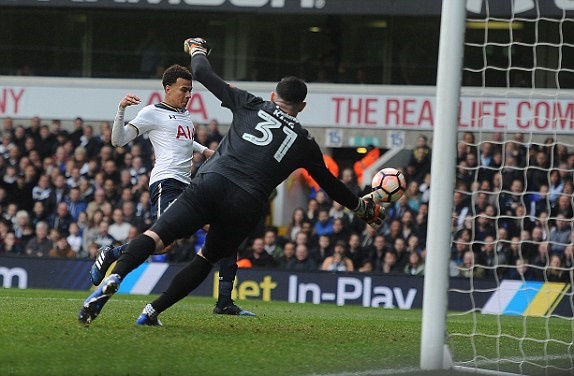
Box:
[370,168,407,203]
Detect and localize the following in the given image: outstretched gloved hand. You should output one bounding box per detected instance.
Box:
[184,37,211,57]
[353,196,386,229]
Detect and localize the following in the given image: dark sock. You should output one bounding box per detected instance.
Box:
[151,256,213,313]
[112,234,156,279]
[217,257,238,306]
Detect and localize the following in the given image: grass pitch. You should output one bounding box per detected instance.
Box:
[0,288,571,376]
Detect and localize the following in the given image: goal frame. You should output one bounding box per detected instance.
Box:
[419,0,466,370]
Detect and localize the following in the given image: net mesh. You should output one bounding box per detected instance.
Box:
[446,1,574,374]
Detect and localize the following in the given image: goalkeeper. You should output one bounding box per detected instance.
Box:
[78,37,385,326]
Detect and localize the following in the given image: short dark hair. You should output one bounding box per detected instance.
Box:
[275,76,307,104]
[162,64,193,88]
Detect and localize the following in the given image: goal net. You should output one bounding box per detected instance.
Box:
[443,1,574,375]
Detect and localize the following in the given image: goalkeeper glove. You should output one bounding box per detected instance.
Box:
[184,37,211,57]
[353,196,386,229]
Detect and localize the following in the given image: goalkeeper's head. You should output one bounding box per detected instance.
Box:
[273,76,307,116]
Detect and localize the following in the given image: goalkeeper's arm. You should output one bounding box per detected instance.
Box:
[185,38,234,105]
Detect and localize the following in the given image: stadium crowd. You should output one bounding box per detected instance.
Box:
[0,116,573,282]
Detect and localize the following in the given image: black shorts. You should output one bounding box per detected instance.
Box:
[150,173,265,263]
[149,178,188,222]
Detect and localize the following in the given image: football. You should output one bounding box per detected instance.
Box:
[370,167,407,203]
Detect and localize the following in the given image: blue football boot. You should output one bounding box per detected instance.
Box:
[78,274,121,326]
[136,304,163,326]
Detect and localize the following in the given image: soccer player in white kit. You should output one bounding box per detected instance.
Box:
[89,64,256,317]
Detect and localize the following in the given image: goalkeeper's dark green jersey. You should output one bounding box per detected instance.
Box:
[191,55,359,210]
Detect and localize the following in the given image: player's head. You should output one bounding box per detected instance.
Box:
[162,64,192,88]
[272,76,307,115]
[162,64,193,109]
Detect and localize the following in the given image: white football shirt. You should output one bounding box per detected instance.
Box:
[129,104,203,185]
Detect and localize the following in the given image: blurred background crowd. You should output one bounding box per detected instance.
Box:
[0,116,572,282]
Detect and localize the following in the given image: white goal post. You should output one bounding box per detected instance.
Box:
[420,0,467,370]
[422,0,574,374]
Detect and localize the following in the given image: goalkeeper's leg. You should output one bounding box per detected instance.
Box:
[213,256,256,316]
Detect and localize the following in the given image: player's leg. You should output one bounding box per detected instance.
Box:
[214,256,256,316]
[138,175,263,324]
[90,243,126,285]
[89,179,186,285]
[79,182,203,325]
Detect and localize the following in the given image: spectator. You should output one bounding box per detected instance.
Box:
[0,231,23,254]
[328,200,352,231]
[286,244,318,272]
[476,234,507,279]
[66,166,83,189]
[92,220,117,251]
[359,222,377,250]
[368,234,390,272]
[330,217,349,245]
[387,194,413,222]
[548,214,571,256]
[47,202,73,237]
[408,145,431,185]
[546,254,569,282]
[381,249,401,274]
[313,234,333,265]
[108,208,131,244]
[206,118,223,145]
[79,125,103,159]
[451,236,471,268]
[129,156,148,185]
[70,117,85,148]
[345,233,366,270]
[67,222,84,257]
[30,200,48,227]
[314,208,333,236]
[262,228,283,259]
[404,251,425,276]
[276,241,296,269]
[392,237,409,270]
[247,237,276,268]
[32,174,52,203]
[134,190,153,231]
[550,194,573,219]
[49,235,76,258]
[451,191,472,233]
[527,150,550,191]
[532,241,551,280]
[24,221,53,257]
[65,187,88,222]
[46,173,68,213]
[306,198,319,225]
[72,146,91,176]
[458,250,485,279]
[78,176,95,203]
[340,167,361,197]
[315,190,331,212]
[82,210,104,252]
[506,258,538,280]
[406,234,423,256]
[13,210,34,245]
[102,177,120,207]
[86,188,110,220]
[286,207,307,241]
[320,240,354,272]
